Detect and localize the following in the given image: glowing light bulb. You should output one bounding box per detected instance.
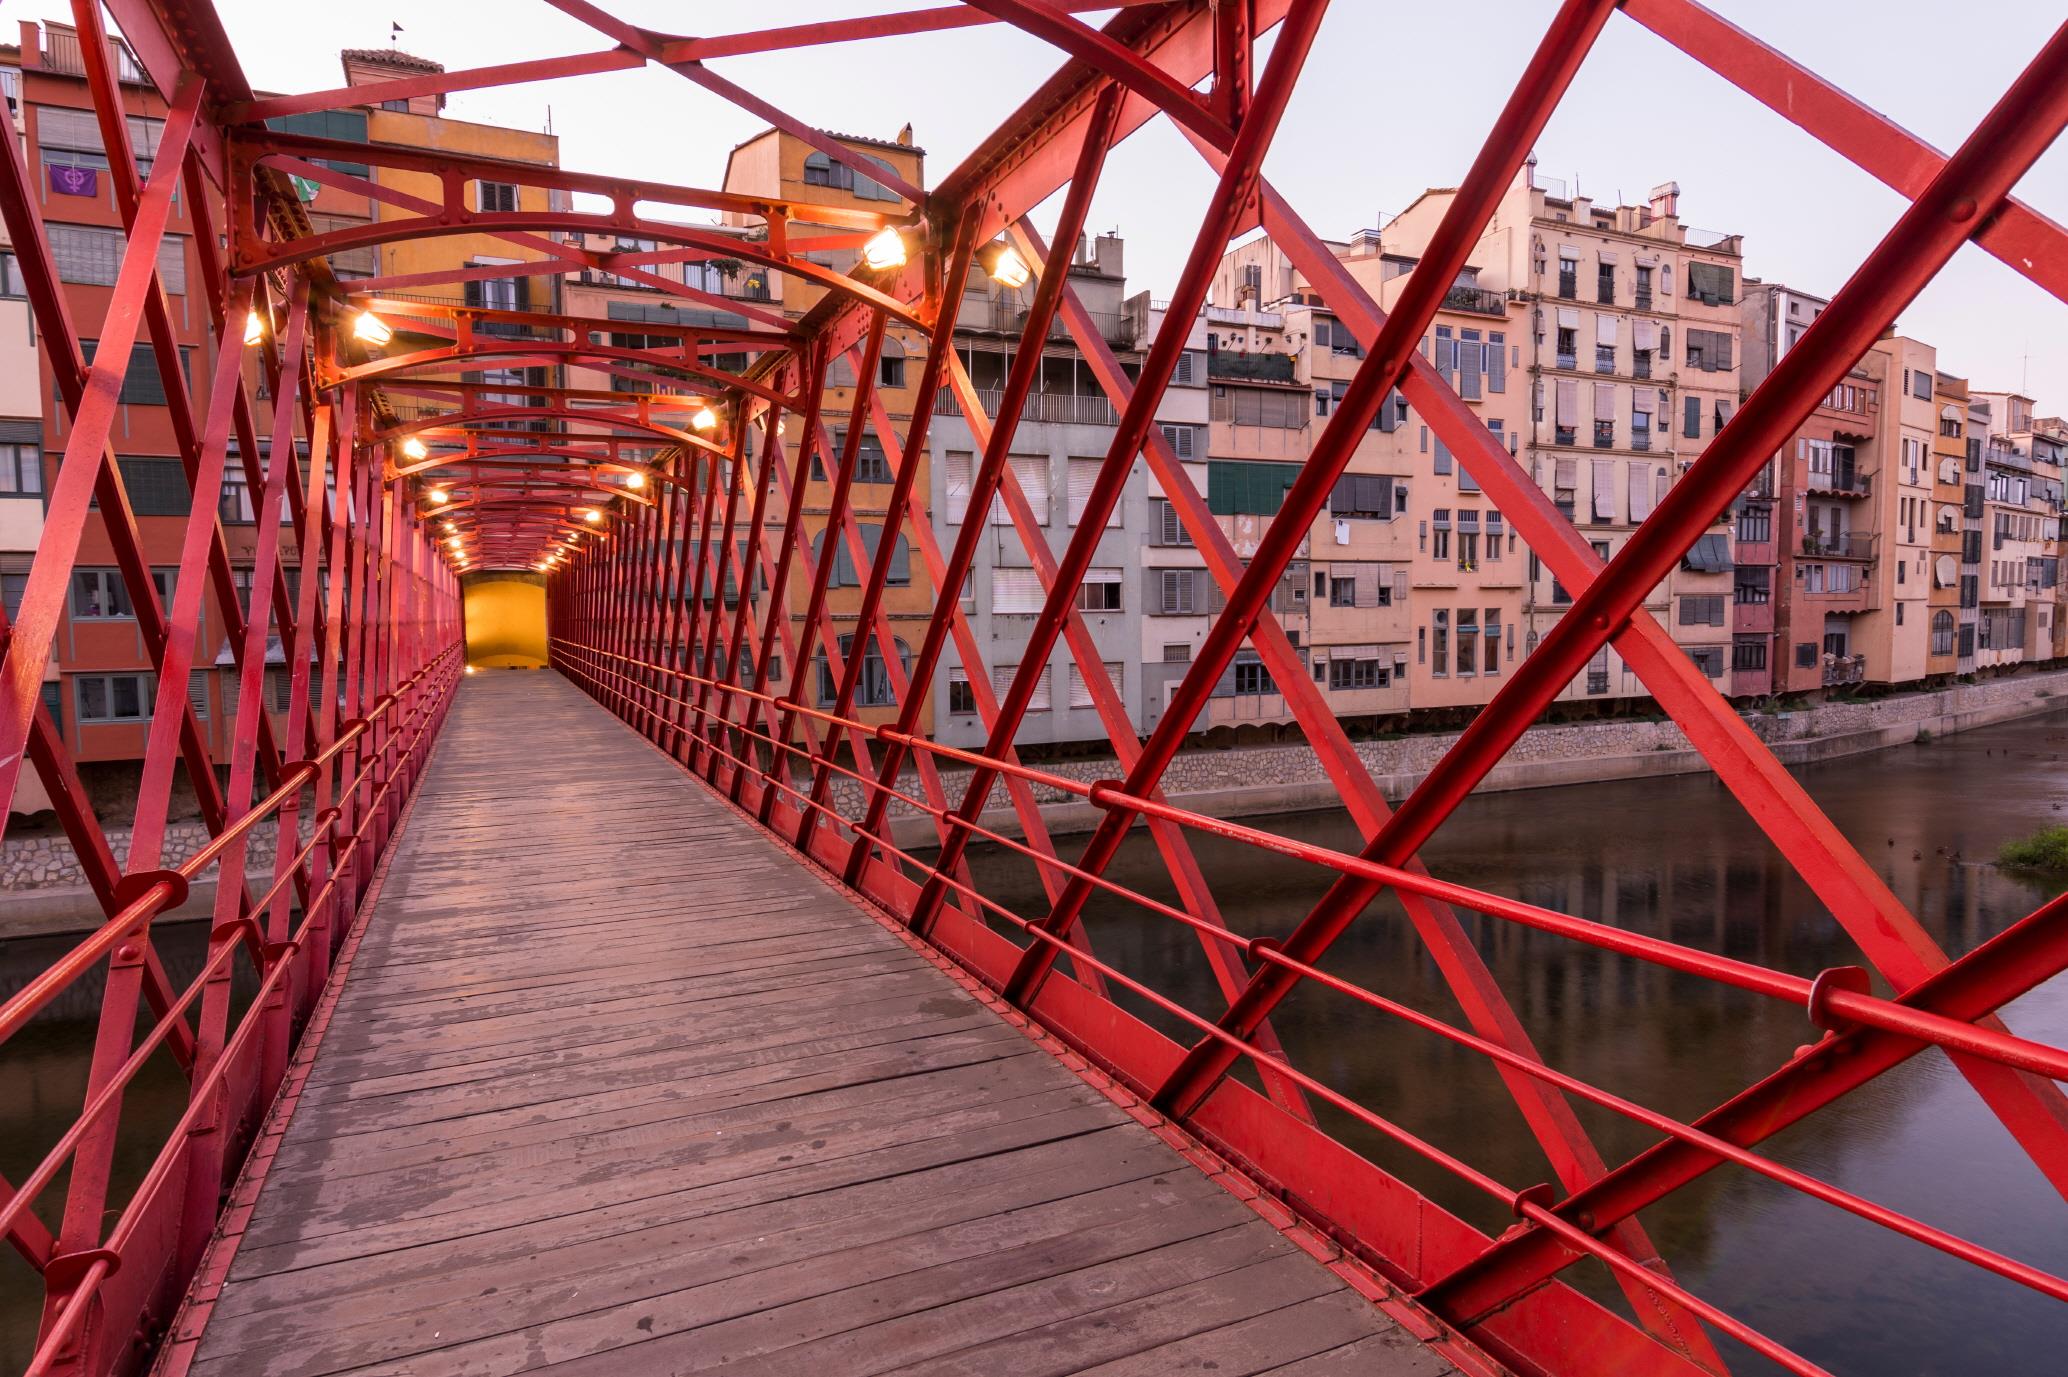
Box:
[691,405,719,433]
[353,310,393,346]
[582,508,601,524]
[400,437,428,461]
[429,487,450,504]
[862,226,908,271]
[243,310,265,346]
[978,240,1031,289]
[625,471,645,490]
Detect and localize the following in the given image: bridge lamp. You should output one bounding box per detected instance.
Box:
[690,405,720,433]
[465,664,477,676]
[582,508,602,523]
[429,487,451,504]
[352,310,393,346]
[625,471,645,490]
[243,310,266,347]
[862,226,908,272]
[976,240,1031,289]
[400,436,429,461]
[442,520,456,533]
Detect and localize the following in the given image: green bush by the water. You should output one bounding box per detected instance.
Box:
[1999,826,2068,874]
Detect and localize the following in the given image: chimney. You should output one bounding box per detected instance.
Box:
[1648,180,1680,220]
[896,122,914,146]
[1094,233,1123,279]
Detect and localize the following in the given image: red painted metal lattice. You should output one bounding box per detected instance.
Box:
[0,3,2064,1376]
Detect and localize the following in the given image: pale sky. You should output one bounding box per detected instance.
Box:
[40,1,2068,405]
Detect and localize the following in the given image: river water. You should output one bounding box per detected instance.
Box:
[1,710,2064,1374]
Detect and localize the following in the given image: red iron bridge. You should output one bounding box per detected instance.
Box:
[2,4,2066,1376]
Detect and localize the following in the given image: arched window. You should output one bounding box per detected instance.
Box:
[801,150,900,202]
[816,633,910,707]
[810,525,909,587]
[1930,610,1956,656]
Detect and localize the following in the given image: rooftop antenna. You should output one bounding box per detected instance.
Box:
[390,21,403,47]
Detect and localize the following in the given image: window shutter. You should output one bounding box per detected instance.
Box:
[1487,337,1506,393]
[945,451,972,523]
[1066,458,1115,525]
[1457,341,1483,400]
[1684,395,1701,439]
[993,661,1051,711]
[1628,462,1653,522]
[992,566,1046,614]
[1434,332,1456,381]
[1004,454,1049,524]
[1595,314,1619,347]
[1393,569,1409,604]
[183,673,207,719]
[1592,460,1616,520]
[1554,379,1578,424]
[1433,437,1451,474]
[1207,570,1228,614]
[37,106,107,153]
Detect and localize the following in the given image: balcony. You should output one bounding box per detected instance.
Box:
[1823,654,1867,686]
[1635,289,1655,311]
[1442,284,1509,317]
[1208,351,1298,384]
[1806,471,1873,498]
[936,387,1119,427]
[1801,532,1873,560]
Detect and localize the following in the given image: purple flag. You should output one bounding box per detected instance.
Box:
[48,164,98,197]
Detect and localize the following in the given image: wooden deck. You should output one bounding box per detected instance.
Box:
[179,671,1455,1377]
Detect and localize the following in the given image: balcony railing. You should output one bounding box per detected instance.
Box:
[1207,351,1298,384]
[1823,654,1867,686]
[937,387,1119,427]
[1802,532,1874,559]
[1807,471,1873,497]
[1441,284,1509,317]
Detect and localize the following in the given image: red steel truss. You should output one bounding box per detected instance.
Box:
[0,3,2063,1376]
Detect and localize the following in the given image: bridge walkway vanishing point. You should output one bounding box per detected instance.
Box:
[163,672,1455,1377]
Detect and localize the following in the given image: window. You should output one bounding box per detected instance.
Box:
[1557,257,1577,299]
[71,567,176,619]
[1150,497,1194,547]
[1329,577,1356,608]
[0,444,42,496]
[1456,609,1479,675]
[1686,646,1725,678]
[1328,656,1385,690]
[1737,503,1772,544]
[879,354,905,389]
[947,668,977,715]
[801,150,902,201]
[1485,610,1501,675]
[1431,509,1450,561]
[79,340,192,408]
[1066,661,1123,709]
[1067,458,1120,526]
[1163,643,1191,663]
[1154,568,1203,615]
[1556,327,1578,368]
[1597,262,1615,304]
[992,661,1051,711]
[1210,385,1307,429]
[47,225,186,293]
[1158,422,1201,458]
[1686,262,1735,305]
[476,181,518,212]
[1076,568,1122,612]
[817,633,910,708]
[1328,473,1392,520]
[0,250,25,298]
[1732,636,1768,672]
[1734,566,1771,605]
[1231,651,1273,696]
[1431,610,1450,676]
[819,430,893,484]
[1207,460,1294,516]
[1685,329,1733,372]
[1678,594,1727,627]
[1931,610,1956,655]
[810,524,908,587]
[76,672,155,723]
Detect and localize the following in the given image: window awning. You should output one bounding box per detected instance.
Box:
[1681,532,1733,573]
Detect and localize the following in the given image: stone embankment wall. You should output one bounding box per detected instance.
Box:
[3,821,280,892]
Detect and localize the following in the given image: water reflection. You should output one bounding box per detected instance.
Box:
[953,709,2068,1376]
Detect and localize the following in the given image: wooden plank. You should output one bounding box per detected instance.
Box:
[181,674,1453,1377]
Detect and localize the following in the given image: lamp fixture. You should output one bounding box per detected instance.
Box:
[400,436,428,461]
[625,471,645,490]
[429,487,450,504]
[976,240,1031,289]
[352,310,393,346]
[862,226,908,272]
[691,405,719,433]
[243,310,265,347]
